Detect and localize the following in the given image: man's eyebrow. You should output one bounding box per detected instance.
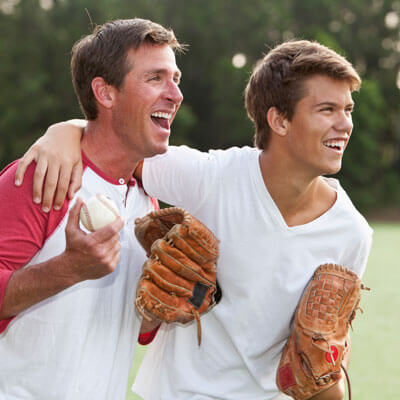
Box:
[314,101,354,108]
[144,68,182,78]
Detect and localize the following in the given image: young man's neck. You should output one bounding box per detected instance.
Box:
[259,150,336,227]
[81,120,139,184]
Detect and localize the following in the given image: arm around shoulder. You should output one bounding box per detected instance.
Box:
[15,119,87,212]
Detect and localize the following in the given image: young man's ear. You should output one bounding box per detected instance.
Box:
[91,77,115,109]
[267,107,289,137]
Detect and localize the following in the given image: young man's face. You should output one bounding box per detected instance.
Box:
[111,43,183,159]
[285,74,354,178]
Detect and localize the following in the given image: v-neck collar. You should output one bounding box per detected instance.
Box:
[252,150,341,232]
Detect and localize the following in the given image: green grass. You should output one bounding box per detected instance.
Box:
[126,223,400,400]
[350,223,400,399]
[125,345,147,400]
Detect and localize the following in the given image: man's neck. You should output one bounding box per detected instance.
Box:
[81,121,139,183]
[259,150,336,227]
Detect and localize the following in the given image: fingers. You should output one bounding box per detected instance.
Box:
[91,217,125,243]
[15,145,38,187]
[66,197,84,233]
[32,156,49,206]
[63,198,123,281]
[66,199,123,243]
[68,161,83,200]
[40,160,63,212]
[52,164,73,211]
[97,235,121,264]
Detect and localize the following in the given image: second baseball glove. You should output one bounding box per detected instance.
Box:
[276,264,369,400]
[134,207,220,345]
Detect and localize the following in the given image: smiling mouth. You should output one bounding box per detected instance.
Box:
[151,111,172,131]
[323,139,346,152]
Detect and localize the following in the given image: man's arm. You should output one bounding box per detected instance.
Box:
[0,198,124,325]
[15,120,86,212]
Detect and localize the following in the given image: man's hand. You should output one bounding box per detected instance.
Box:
[14,120,86,212]
[0,198,124,320]
[63,198,124,281]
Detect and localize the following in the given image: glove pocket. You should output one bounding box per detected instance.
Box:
[143,259,194,297]
[136,280,198,323]
[166,224,219,264]
[150,239,216,285]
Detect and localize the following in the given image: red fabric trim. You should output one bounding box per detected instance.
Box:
[81,151,136,187]
[0,160,69,333]
[150,197,159,211]
[138,324,160,345]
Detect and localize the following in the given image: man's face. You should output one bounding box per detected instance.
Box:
[111,43,183,159]
[284,75,354,178]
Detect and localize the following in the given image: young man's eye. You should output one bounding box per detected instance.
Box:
[320,107,333,112]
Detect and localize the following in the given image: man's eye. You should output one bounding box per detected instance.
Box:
[150,76,160,81]
[320,107,333,112]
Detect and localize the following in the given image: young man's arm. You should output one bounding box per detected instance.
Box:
[15,120,86,211]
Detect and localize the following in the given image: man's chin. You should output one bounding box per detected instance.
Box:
[146,142,169,158]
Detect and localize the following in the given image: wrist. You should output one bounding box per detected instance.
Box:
[54,250,85,287]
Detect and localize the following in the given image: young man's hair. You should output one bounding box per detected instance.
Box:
[245,40,361,150]
[71,18,185,120]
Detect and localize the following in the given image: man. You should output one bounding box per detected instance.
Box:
[0,18,184,399]
[15,40,372,400]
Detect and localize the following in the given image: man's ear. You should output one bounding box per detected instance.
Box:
[91,77,115,109]
[267,107,289,137]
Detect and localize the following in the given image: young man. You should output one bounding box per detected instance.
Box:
[16,40,372,400]
[0,19,184,399]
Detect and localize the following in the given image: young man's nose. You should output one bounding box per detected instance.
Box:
[336,112,353,133]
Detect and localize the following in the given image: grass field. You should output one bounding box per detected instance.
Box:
[125,223,400,400]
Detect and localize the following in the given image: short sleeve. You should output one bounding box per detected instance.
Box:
[142,146,218,213]
[0,160,69,332]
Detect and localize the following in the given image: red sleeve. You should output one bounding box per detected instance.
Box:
[138,324,160,345]
[0,160,69,332]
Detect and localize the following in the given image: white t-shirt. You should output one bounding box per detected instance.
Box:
[133,145,373,400]
[0,153,156,400]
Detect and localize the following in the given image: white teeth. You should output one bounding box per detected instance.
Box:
[151,112,172,119]
[324,140,345,149]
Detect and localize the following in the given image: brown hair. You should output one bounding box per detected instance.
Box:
[245,40,361,150]
[71,18,185,120]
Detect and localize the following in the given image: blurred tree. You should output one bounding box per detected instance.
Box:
[0,0,399,211]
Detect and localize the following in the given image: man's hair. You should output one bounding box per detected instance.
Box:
[71,18,185,120]
[245,40,361,150]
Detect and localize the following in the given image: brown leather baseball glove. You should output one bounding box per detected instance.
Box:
[134,207,220,345]
[276,264,369,400]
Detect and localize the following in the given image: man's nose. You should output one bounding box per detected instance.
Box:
[166,81,183,104]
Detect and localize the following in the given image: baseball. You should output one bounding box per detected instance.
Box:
[80,194,120,232]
